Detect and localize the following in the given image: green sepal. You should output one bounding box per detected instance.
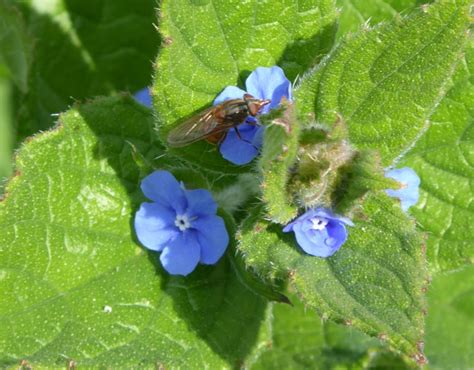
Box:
[333,150,399,213]
[258,100,300,224]
[289,118,355,209]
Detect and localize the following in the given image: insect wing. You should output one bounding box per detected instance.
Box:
[167,100,242,147]
[167,106,221,147]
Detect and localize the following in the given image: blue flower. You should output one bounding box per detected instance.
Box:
[283,208,354,257]
[384,167,420,212]
[214,66,292,165]
[134,87,152,107]
[134,170,229,276]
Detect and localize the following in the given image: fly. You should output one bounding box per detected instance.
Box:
[167,94,270,147]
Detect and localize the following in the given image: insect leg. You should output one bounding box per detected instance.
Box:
[234,126,259,151]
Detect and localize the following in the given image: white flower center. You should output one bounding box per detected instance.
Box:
[310,217,328,231]
[175,214,192,231]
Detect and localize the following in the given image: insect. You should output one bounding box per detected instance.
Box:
[167,94,271,147]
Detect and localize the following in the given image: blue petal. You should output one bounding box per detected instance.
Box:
[134,88,152,107]
[134,202,178,251]
[251,125,265,147]
[193,215,229,264]
[385,167,420,211]
[283,210,316,233]
[219,123,261,165]
[313,208,354,226]
[283,222,295,232]
[246,116,258,125]
[185,188,218,218]
[141,170,187,214]
[213,86,247,105]
[385,167,421,187]
[386,188,420,212]
[160,231,201,276]
[325,220,348,251]
[245,66,292,114]
[292,221,336,257]
[283,212,311,232]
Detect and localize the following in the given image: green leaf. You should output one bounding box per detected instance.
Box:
[0,78,13,186]
[238,192,427,361]
[64,0,160,91]
[252,294,414,369]
[400,41,474,272]
[14,0,160,140]
[336,0,430,40]
[0,0,31,92]
[296,0,471,166]
[153,0,337,172]
[252,298,327,369]
[0,96,270,367]
[424,265,474,369]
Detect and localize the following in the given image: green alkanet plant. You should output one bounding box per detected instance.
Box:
[0,0,472,369]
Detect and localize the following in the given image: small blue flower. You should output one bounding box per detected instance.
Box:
[283,208,353,257]
[134,87,152,107]
[384,167,420,212]
[134,170,229,276]
[214,66,292,165]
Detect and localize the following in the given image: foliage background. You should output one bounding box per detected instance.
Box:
[0,0,472,369]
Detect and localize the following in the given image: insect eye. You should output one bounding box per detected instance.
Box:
[247,99,271,116]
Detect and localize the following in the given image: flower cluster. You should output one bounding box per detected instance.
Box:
[134,170,229,275]
[215,66,292,165]
[134,66,423,273]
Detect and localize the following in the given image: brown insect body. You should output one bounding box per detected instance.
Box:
[167,94,270,147]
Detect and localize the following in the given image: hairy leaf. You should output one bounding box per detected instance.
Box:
[336,0,429,39]
[296,0,471,165]
[252,296,413,369]
[401,41,474,272]
[424,265,474,369]
[238,192,426,360]
[153,0,337,172]
[0,96,270,368]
